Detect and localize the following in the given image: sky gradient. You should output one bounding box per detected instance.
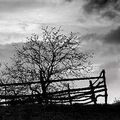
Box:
[0,0,120,103]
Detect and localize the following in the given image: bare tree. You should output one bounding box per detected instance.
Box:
[1,26,93,104]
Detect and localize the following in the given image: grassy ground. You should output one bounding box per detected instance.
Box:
[0,103,120,120]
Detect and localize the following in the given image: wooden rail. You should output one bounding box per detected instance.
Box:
[0,77,103,87]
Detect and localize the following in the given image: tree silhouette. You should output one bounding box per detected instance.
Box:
[1,26,92,104]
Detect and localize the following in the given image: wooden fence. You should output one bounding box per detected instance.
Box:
[0,69,108,105]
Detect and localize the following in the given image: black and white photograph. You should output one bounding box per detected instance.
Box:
[0,0,119,120]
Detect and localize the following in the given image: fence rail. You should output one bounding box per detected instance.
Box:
[0,69,108,106]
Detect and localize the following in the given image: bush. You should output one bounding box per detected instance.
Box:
[113,98,120,105]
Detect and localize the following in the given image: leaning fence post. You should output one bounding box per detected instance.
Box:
[67,84,72,105]
[89,80,97,105]
[102,69,108,105]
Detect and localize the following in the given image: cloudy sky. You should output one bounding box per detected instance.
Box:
[0,0,120,103]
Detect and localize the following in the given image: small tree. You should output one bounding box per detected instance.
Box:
[1,27,92,104]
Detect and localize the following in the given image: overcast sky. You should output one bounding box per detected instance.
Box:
[0,0,120,103]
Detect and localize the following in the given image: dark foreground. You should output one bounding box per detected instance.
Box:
[0,104,120,120]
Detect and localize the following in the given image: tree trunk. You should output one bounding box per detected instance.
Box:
[40,71,48,105]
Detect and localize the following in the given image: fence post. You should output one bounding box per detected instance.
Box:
[102,69,108,105]
[5,85,7,105]
[89,80,97,105]
[67,84,72,105]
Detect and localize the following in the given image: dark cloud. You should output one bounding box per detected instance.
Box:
[104,26,120,44]
[84,0,108,13]
[101,11,118,19]
[83,0,120,19]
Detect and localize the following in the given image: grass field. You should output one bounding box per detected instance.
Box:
[0,103,120,120]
